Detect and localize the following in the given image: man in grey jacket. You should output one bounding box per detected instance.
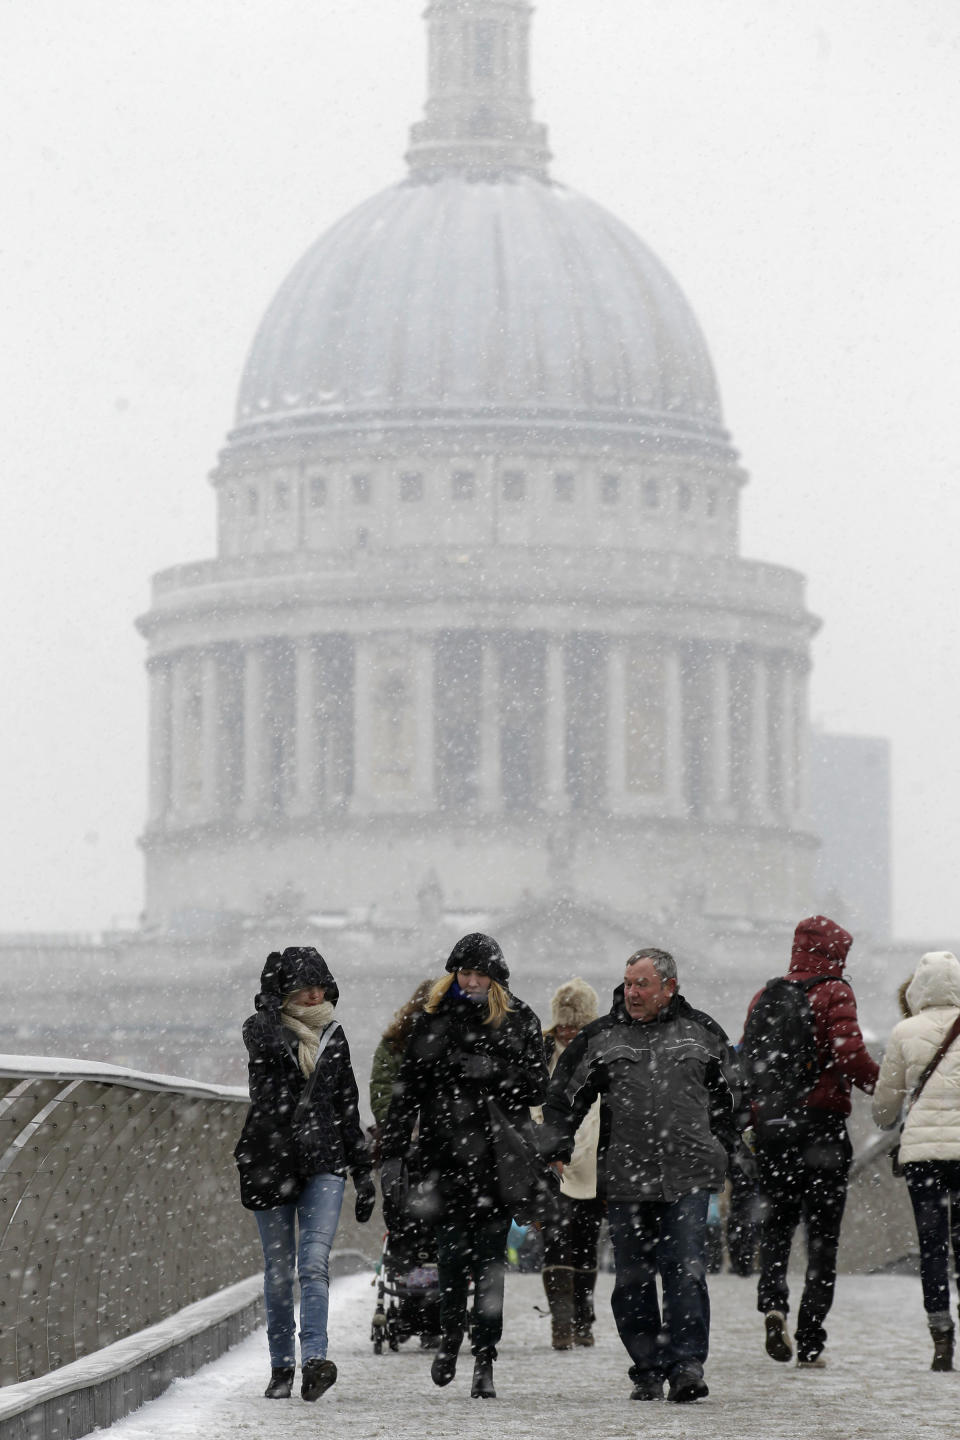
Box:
[541,947,739,1404]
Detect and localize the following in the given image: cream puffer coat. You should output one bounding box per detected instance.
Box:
[872,951,960,1163]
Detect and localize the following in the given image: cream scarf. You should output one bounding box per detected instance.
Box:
[281,998,336,1078]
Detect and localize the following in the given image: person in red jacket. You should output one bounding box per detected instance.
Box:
[745,915,879,1368]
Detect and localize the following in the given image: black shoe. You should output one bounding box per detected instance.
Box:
[431,1350,458,1387]
[264,1366,295,1399]
[470,1357,496,1399]
[764,1310,793,1362]
[629,1374,664,1401]
[667,1370,709,1403]
[301,1358,337,1401]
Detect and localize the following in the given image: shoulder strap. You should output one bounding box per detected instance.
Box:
[292,1020,342,1122]
[911,1012,960,1108]
[798,975,849,994]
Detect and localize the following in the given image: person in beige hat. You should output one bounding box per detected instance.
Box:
[538,977,603,1349]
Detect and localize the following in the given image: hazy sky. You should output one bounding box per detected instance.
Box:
[2,1,959,939]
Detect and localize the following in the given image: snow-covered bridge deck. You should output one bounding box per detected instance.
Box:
[107,1269,948,1440]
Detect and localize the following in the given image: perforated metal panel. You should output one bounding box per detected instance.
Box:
[0,1063,260,1385]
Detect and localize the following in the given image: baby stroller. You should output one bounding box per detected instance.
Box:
[371,1192,442,1353]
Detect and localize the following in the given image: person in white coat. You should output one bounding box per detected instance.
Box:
[536,978,603,1350]
[873,950,960,1371]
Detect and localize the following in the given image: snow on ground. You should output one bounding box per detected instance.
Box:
[106,1269,953,1439]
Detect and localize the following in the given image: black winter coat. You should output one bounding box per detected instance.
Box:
[541,987,740,1205]
[380,986,548,1221]
[234,948,370,1210]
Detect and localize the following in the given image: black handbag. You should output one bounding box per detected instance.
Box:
[486,1097,559,1226]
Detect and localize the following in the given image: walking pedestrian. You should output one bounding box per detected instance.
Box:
[873,950,960,1370]
[234,947,375,1401]
[537,977,603,1350]
[541,947,739,1403]
[369,977,437,1129]
[379,933,548,1399]
[745,915,878,1369]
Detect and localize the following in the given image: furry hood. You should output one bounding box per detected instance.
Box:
[550,976,599,1030]
[905,951,960,1015]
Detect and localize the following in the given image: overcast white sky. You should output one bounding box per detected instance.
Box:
[2,1,958,939]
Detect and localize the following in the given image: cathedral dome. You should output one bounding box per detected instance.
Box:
[235,173,724,441]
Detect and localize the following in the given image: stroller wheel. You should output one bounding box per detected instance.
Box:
[373,1334,384,1354]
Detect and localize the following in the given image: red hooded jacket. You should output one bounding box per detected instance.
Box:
[746,915,879,1116]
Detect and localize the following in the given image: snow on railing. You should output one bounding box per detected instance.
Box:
[0,1057,258,1387]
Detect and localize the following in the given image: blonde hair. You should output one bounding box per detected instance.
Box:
[425,972,513,1028]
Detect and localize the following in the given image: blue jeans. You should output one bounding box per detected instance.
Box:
[607,1191,710,1382]
[254,1172,345,1366]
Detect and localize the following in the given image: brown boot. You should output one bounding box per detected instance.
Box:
[572,1269,597,1346]
[542,1266,575,1350]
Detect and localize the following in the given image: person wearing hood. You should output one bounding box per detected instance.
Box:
[234,947,375,1403]
[379,933,548,1400]
[537,977,603,1350]
[873,950,960,1371]
[540,947,739,1405]
[746,915,879,1370]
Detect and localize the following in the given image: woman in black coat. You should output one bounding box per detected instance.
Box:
[379,933,548,1399]
[234,947,374,1402]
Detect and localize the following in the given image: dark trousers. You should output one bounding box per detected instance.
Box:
[542,1192,604,1271]
[726,1158,760,1276]
[607,1190,711,1382]
[755,1113,852,1360]
[905,1160,960,1321]
[435,1216,511,1359]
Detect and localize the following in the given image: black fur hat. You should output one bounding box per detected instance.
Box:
[444,932,509,985]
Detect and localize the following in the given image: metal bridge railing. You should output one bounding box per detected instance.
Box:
[0,1057,259,1388]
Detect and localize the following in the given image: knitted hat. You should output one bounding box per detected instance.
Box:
[551,977,599,1031]
[444,932,509,985]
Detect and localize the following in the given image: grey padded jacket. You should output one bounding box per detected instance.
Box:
[540,987,740,1205]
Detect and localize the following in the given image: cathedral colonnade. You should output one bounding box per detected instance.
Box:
[145,632,809,835]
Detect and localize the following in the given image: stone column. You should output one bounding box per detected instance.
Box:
[238,643,268,822]
[478,635,502,813]
[749,650,771,822]
[413,635,435,808]
[794,662,811,825]
[290,637,318,816]
[199,649,222,821]
[543,637,569,812]
[605,638,627,810]
[167,651,189,820]
[350,635,375,813]
[706,649,734,819]
[147,658,172,825]
[663,647,685,815]
[778,660,797,823]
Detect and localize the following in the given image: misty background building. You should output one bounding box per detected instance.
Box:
[2,0,914,1089]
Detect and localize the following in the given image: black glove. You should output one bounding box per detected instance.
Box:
[460,1052,498,1082]
[354,1170,376,1224]
[380,1155,408,1211]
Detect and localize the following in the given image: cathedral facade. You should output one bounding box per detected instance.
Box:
[137,0,818,965]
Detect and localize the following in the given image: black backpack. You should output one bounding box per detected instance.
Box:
[741,976,839,1142]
